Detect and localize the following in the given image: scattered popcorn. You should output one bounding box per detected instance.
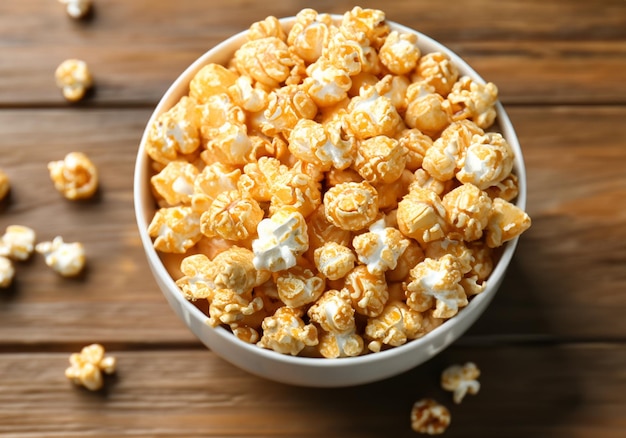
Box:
[65,344,116,391]
[0,256,14,288]
[0,225,36,261]
[410,398,451,435]
[58,0,92,19]
[35,236,86,277]
[441,362,481,404]
[0,169,10,201]
[144,8,532,358]
[55,59,93,102]
[47,152,98,200]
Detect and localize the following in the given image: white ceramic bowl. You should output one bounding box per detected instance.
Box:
[134,15,527,387]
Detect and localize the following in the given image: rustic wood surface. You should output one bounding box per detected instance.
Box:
[1,0,625,436]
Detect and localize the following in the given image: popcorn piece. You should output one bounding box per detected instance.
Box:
[1,225,36,261]
[344,86,402,139]
[409,168,448,197]
[148,206,202,253]
[287,9,333,63]
[340,6,389,50]
[211,247,261,295]
[365,300,423,352]
[176,253,215,300]
[47,152,98,200]
[0,169,10,201]
[275,266,325,308]
[410,399,451,435]
[344,265,389,317]
[386,239,425,283]
[316,327,364,358]
[375,74,410,112]
[0,256,14,288]
[354,135,406,185]
[306,205,353,257]
[396,128,433,172]
[405,81,450,138]
[238,156,286,203]
[58,0,91,19]
[201,121,254,167]
[145,96,202,165]
[208,288,264,327]
[441,362,481,404]
[228,75,269,113]
[200,190,263,241]
[193,162,241,205]
[248,15,286,41]
[446,76,498,129]
[396,187,447,245]
[379,30,420,75]
[373,169,414,211]
[324,181,379,231]
[189,64,238,104]
[288,119,355,171]
[424,238,473,276]
[485,173,519,202]
[257,85,318,136]
[413,51,459,97]
[252,208,309,272]
[269,169,321,219]
[55,59,92,102]
[485,197,532,248]
[353,218,410,275]
[257,306,318,355]
[303,57,352,107]
[234,37,293,88]
[456,132,514,190]
[35,236,85,277]
[405,255,467,319]
[151,161,198,206]
[442,184,493,241]
[314,242,356,280]
[65,344,116,391]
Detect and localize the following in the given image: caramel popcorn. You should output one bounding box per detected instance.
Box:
[0,256,14,288]
[48,152,98,200]
[0,169,10,201]
[441,362,481,404]
[65,344,116,391]
[410,398,451,435]
[58,0,91,19]
[144,8,532,358]
[35,236,86,277]
[0,225,36,261]
[55,59,93,102]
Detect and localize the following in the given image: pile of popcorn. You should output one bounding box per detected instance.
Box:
[145,7,531,358]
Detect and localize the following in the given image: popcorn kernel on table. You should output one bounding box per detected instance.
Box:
[55,59,92,102]
[65,344,116,391]
[0,169,10,201]
[441,362,481,404]
[58,0,91,20]
[0,225,36,261]
[0,256,15,288]
[47,152,98,201]
[35,236,86,277]
[410,398,451,435]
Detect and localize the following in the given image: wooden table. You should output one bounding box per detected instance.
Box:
[1,1,625,436]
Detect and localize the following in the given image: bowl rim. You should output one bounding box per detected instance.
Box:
[133,15,527,370]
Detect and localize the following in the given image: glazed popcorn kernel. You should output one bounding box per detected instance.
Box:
[148,206,202,254]
[344,265,389,317]
[354,135,407,185]
[287,9,333,64]
[397,128,433,172]
[410,398,451,435]
[0,169,10,201]
[58,0,91,19]
[55,59,93,102]
[405,81,451,139]
[257,306,318,356]
[234,37,293,88]
[0,256,15,288]
[379,30,421,75]
[485,197,532,248]
[446,75,498,129]
[314,241,356,281]
[255,84,318,137]
[353,218,410,275]
[208,287,264,327]
[456,132,514,190]
[193,162,241,205]
[269,168,321,218]
[200,190,264,241]
[365,300,424,352]
[47,152,98,201]
[35,236,85,277]
[324,181,379,231]
[441,362,481,404]
[65,344,116,391]
[151,161,199,207]
[344,86,402,140]
[288,119,355,171]
[442,183,493,242]
[396,187,448,246]
[189,63,238,104]
[303,57,352,107]
[412,51,459,97]
[276,265,326,308]
[0,225,36,261]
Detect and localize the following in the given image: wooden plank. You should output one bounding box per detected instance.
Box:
[0,345,624,437]
[1,105,625,346]
[0,0,624,105]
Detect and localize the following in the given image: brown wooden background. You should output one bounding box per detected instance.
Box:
[1,1,625,436]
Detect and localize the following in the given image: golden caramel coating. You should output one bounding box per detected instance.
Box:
[424,238,473,276]
[442,183,493,241]
[288,119,355,171]
[0,169,10,201]
[386,239,425,283]
[396,187,447,245]
[275,265,325,308]
[375,74,410,112]
[200,190,263,241]
[238,156,286,203]
[55,59,92,102]
[353,219,410,275]
[48,152,98,200]
[65,344,116,391]
[287,9,333,64]
[211,247,260,294]
[176,253,215,300]
[446,75,498,129]
[307,289,356,333]
[201,121,255,167]
[303,57,352,107]
[405,255,467,319]
[441,362,481,404]
[248,15,286,41]
[269,169,321,218]
[379,30,421,75]
[324,181,379,231]
[344,265,389,317]
[409,168,449,197]
[396,128,433,172]
[257,306,318,355]
[340,6,389,49]
[374,169,414,211]
[0,256,14,288]
[405,81,451,138]
[228,75,269,113]
[485,172,519,202]
[145,96,202,165]
[456,132,514,190]
[410,398,451,435]
[0,225,36,261]
[148,206,202,253]
[344,86,402,139]
[485,197,532,248]
[365,300,424,352]
[189,64,238,104]
[151,161,198,206]
[354,135,407,185]
[208,288,264,327]
[193,162,241,205]
[257,84,318,136]
[316,327,364,358]
[413,51,459,97]
[35,236,85,277]
[306,205,353,259]
[234,37,294,88]
[314,242,356,281]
